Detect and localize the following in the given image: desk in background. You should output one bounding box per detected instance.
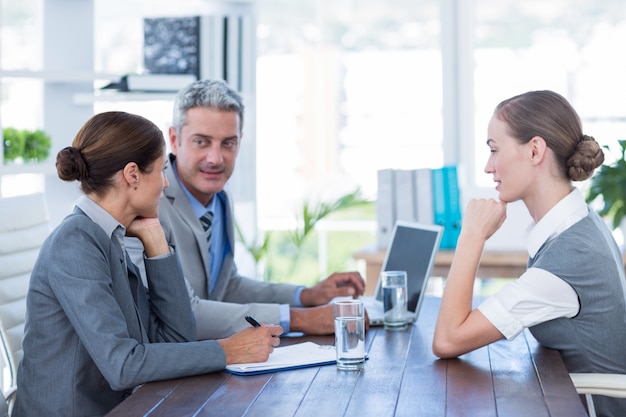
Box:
[105,297,587,417]
[353,248,528,295]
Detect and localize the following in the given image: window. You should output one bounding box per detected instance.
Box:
[0,0,44,138]
[256,0,443,222]
[0,0,45,196]
[472,0,626,186]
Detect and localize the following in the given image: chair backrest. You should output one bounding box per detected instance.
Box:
[0,193,50,392]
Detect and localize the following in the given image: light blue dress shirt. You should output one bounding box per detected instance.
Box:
[171,164,228,294]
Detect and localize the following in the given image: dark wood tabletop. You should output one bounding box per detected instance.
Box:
[105,297,588,417]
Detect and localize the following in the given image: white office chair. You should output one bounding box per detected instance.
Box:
[569,372,626,417]
[0,192,50,413]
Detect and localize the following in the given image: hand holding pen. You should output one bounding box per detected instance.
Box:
[217,316,283,365]
[245,315,282,342]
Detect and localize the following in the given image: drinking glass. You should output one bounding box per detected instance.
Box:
[334,299,365,370]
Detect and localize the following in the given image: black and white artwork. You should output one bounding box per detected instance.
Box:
[144,16,200,78]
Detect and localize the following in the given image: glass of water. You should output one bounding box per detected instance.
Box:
[333,299,365,370]
[381,270,408,330]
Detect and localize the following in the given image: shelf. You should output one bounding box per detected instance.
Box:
[0,71,179,104]
[0,70,119,83]
[73,91,177,105]
[0,161,57,176]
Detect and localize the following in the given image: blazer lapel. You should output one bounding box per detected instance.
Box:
[163,159,212,287]
[109,243,148,343]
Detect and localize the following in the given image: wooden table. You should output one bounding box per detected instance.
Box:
[105,297,587,417]
[353,249,528,295]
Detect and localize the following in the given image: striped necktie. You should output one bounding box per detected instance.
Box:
[199,211,213,251]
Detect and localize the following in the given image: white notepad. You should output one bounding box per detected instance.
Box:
[225,342,336,375]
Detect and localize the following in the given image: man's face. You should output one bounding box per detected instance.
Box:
[170,107,241,206]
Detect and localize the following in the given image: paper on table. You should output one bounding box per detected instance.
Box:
[225,342,336,375]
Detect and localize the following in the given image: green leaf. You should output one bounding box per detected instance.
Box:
[586,139,626,229]
[290,188,371,249]
[3,128,25,162]
[23,129,52,162]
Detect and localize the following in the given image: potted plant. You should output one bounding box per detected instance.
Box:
[235,188,372,281]
[2,127,52,163]
[3,127,25,163]
[23,129,52,162]
[586,139,626,230]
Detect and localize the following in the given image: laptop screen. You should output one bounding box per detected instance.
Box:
[375,221,443,314]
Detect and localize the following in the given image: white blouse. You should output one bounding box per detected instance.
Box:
[477,189,589,340]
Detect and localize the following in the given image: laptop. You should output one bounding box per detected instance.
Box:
[363,221,443,326]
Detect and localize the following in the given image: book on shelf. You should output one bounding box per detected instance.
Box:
[394,169,416,223]
[376,169,396,249]
[375,166,461,250]
[413,168,434,225]
[100,73,197,93]
[431,167,448,246]
[431,166,461,249]
[124,73,196,92]
[443,165,462,249]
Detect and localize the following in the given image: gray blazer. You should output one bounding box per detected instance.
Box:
[129,153,300,340]
[13,208,226,417]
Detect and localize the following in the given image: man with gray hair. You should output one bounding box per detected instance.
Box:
[129,79,365,339]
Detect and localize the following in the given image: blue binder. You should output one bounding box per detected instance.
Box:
[431,166,462,249]
[431,168,447,247]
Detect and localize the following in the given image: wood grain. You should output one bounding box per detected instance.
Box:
[106,297,588,417]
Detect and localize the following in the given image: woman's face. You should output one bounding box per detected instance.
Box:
[136,151,169,218]
[484,115,533,203]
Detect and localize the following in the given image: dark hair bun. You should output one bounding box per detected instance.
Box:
[56,146,89,182]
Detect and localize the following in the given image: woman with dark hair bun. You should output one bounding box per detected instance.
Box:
[13,111,282,417]
[433,91,626,417]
